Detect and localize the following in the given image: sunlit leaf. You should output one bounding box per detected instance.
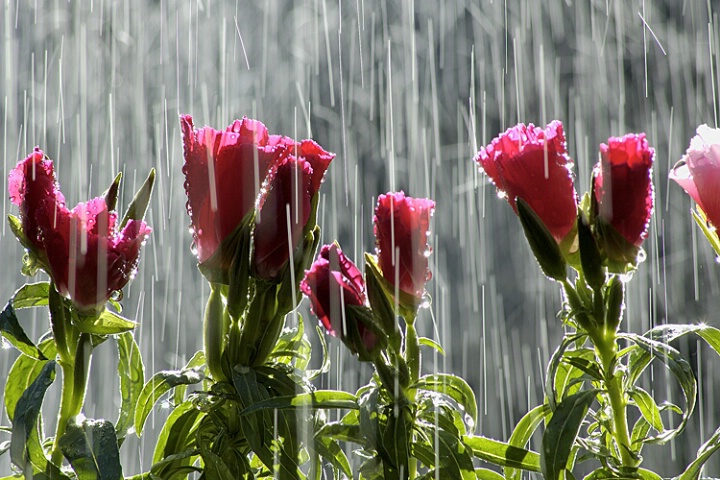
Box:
[628,387,663,433]
[73,309,136,335]
[414,373,477,430]
[464,434,541,472]
[134,368,204,435]
[238,390,359,416]
[474,468,504,480]
[4,339,56,423]
[546,334,587,410]
[172,351,205,405]
[12,282,50,309]
[541,389,598,480]
[418,336,445,356]
[505,404,552,480]
[0,301,45,360]
[623,332,696,444]
[676,422,720,480]
[116,332,144,444]
[151,401,203,478]
[10,361,55,471]
[313,435,352,478]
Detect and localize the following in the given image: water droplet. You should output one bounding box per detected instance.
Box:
[423,245,433,258]
[160,400,171,409]
[1,337,10,349]
[419,292,432,309]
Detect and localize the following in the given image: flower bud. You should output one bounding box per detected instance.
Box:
[516,198,567,281]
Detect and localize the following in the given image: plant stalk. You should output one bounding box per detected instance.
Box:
[597,337,637,469]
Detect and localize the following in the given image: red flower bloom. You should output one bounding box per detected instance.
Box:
[670,125,720,228]
[181,115,286,263]
[253,142,334,281]
[300,244,378,354]
[475,121,577,243]
[9,148,151,309]
[373,192,435,299]
[594,133,654,247]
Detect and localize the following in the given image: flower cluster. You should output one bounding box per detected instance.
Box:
[475,121,655,278]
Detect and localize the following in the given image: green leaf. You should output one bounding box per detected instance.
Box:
[0,301,46,360]
[505,404,552,480]
[315,421,364,445]
[463,435,541,472]
[134,368,204,435]
[414,374,477,431]
[381,406,411,473]
[231,366,269,455]
[198,441,236,480]
[12,282,50,309]
[623,332,696,444]
[546,333,587,410]
[74,309,136,335]
[10,361,56,471]
[151,401,202,472]
[692,208,720,257]
[120,168,155,229]
[116,332,144,444]
[4,339,57,422]
[239,390,359,417]
[173,351,205,405]
[628,387,663,433]
[474,468,504,480]
[419,336,445,355]
[433,430,476,480]
[541,389,598,480]
[677,422,720,480]
[313,435,352,478]
[58,417,123,480]
[516,197,567,281]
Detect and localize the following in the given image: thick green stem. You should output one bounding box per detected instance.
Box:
[236,284,276,366]
[50,332,92,466]
[50,361,75,466]
[597,337,637,469]
[203,283,227,382]
[404,321,420,387]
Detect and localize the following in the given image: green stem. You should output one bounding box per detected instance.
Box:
[597,337,637,469]
[50,332,92,466]
[203,283,227,382]
[404,321,420,387]
[236,284,276,366]
[50,360,75,466]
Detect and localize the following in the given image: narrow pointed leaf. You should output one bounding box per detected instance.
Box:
[134,368,204,435]
[116,332,144,443]
[541,389,598,480]
[120,168,155,228]
[238,390,359,416]
[0,302,45,359]
[10,361,56,471]
[464,435,541,472]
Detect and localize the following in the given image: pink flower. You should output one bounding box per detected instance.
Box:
[594,133,654,247]
[9,148,151,309]
[373,192,435,299]
[475,121,578,243]
[254,143,334,281]
[300,244,379,354]
[181,115,285,263]
[670,125,720,229]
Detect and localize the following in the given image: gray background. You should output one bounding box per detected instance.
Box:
[2,0,720,477]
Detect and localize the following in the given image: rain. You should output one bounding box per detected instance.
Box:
[1,0,720,477]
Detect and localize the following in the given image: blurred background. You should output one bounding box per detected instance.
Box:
[2,0,720,477]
